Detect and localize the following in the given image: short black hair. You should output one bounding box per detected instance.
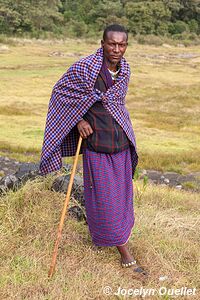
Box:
[103,24,128,41]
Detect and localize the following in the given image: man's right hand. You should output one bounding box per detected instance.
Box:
[77,119,93,139]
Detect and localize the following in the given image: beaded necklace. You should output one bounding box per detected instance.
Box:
[108,68,120,81]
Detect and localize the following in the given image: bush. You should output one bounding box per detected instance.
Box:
[156,23,169,36]
[188,19,199,34]
[135,34,163,46]
[171,32,200,46]
[172,32,198,40]
[168,21,189,35]
[66,20,88,38]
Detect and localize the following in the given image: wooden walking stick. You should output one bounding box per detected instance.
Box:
[48,136,83,278]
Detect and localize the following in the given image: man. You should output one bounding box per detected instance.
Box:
[40,24,145,275]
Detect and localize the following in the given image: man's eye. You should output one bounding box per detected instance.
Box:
[109,43,126,47]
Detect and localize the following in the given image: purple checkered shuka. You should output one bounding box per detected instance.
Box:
[40,47,138,176]
[83,147,134,246]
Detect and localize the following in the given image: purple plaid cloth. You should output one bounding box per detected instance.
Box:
[83,147,134,246]
[40,47,138,176]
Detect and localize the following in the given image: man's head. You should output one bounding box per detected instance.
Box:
[101,24,128,69]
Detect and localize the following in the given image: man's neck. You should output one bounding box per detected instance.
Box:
[104,58,117,72]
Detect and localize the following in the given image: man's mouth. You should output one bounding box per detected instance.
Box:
[111,56,120,59]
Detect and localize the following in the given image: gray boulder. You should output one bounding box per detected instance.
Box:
[68,205,86,221]
[51,175,70,193]
[0,174,20,194]
[14,163,40,182]
[51,174,84,205]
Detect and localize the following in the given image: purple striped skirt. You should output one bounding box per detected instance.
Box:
[82,147,134,247]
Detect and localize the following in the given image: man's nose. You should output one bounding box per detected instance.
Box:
[113,44,120,52]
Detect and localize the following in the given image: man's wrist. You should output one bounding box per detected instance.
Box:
[77,118,84,125]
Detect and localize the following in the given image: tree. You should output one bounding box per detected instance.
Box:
[0,0,31,33]
[125,1,171,35]
[0,0,63,34]
[0,0,199,36]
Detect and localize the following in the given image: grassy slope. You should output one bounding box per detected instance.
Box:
[0,176,199,300]
[0,38,200,173]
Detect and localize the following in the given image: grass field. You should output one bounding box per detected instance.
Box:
[0,37,200,173]
[0,38,200,300]
[0,176,199,300]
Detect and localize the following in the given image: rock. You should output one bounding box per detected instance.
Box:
[51,175,70,193]
[176,53,199,59]
[49,51,65,57]
[164,178,170,184]
[144,169,200,191]
[162,43,171,48]
[73,175,84,205]
[146,170,162,181]
[162,172,180,187]
[0,45,9,52]
[0,175,20,193]
[177,174,197,184]
[51,174,84,205]
[4,175,18,187]
[163,172,179,181]
[159,275,168,281]
[15,163,39,178]
[0,156,20,175]
[48,51,82,58]
[176,185,182,190]
[68,205,86,221]
[14,163,40,183]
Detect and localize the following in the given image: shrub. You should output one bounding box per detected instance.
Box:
[168,21,189,35]
[135,34,163,46]
[66,20,88,38]
[156,23,169,36]
[188,19,199,34]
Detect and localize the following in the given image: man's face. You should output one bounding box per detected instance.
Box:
[101,31,128,67]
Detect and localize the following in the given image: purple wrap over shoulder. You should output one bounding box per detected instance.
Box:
[40,47,138,177]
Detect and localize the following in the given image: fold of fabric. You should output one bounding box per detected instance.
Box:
[40,47,138,177]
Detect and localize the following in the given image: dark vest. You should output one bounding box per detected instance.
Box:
[83,67,130,153]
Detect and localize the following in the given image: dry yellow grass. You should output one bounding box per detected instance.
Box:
[0,176,199,299]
